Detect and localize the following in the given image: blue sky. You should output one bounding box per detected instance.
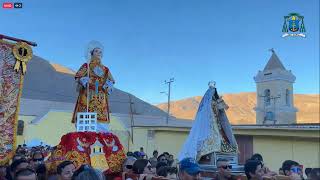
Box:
[1,0,319,104]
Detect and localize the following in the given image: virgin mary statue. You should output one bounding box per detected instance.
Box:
[179,82,238,161]
[72,41,115,132]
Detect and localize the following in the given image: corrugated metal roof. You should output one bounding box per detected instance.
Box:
[111,113,193,129]
[233,123,320,130]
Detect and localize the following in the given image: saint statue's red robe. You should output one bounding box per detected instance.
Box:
[72,58,114,123]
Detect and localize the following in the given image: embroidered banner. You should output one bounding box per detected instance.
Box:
[0,40,25,163]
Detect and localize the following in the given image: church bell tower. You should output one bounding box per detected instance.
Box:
[254,49,298,124]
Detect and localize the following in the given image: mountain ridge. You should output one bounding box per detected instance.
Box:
[156,92,319,124]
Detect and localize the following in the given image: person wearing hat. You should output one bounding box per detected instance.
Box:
[178,158,201,180]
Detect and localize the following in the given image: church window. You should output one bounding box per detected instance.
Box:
[286,89,290,106]
[265,111,274,121]
[264,89,271,106]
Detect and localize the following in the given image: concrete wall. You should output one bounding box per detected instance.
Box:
[131,127,319,167]
[17,112,75,146]
[253,136,320,171]
[129,128,148,154]
[129,127,189,158]
[154,130,189,157]
[16,115,36,145]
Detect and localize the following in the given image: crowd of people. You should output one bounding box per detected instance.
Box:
[122,150,320,180]
[0,145,319,180]
[0,144,48,180]
[123,148,178,179]
[228,154,319,180]
[0,144,107,180]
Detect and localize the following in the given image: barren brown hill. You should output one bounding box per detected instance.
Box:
[50,62,75,75]
[156,93,319,124]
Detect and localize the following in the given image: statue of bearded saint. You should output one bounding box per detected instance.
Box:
[72,41,115,132]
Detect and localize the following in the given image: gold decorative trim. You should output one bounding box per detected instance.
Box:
[12,73,25,161]
[0,39,15,46]
[12,42,33,74]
